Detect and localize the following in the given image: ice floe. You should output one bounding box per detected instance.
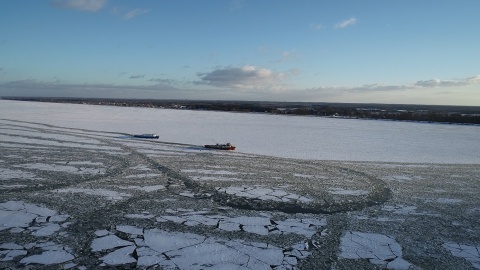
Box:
[0,168,41,180]
[20,249,74,265]
[0,201,69,233]
[217,185,313,203]
[91,234,134,252]
[443,242,480,269]
[143,209,326,238]
[54,188,131,201]
[328,188,369,196]
[120,185,165,192]
[339,231,415,269]
[0,201,74,265]
[92,227,311,269]
[15,163,105,175]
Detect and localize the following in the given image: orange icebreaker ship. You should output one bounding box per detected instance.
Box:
[204,143,236,150]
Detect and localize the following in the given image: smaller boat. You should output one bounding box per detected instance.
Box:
[204,143,236,150]
[133,134,159,139]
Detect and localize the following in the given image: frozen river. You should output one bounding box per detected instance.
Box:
[1,100,478,164]
[1,99,480,269]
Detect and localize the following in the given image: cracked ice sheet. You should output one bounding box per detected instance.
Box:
[15,163,105,175]
[0,142,48,149]
[217,186,313,203]
[0,168,41,180]
[0,201,74,265]
[20,250,74,265]
[339,231,414,270]
[443,242,480,269]
[0,201,69,234]
[96,227,309,269]
[54,188,131,201]
[91,234,134,252]
[0,129,104,145]
[0,134,122,151]
[17,242,74,265]
[154,210,325,238]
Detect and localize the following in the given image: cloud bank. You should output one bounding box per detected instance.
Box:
[1,74,478,104]
[51,0,107,12]
[414,75,480,88]
[196,65,285,90]
[310,75,480,94]
[122,8,150,20]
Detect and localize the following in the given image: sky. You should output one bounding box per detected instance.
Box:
[1,0,479,105]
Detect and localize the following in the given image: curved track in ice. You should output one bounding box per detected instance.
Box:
[0,118,390,214]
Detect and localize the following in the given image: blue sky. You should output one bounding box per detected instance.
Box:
[1,0,479,105]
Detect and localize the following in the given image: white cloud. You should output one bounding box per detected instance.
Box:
[349,83,406,92]
[415,78,455,87]
[51,0,107,12]
[122,8,150,20]
[306,75,480,94]
[334,17,357,29]
[196,65,285,90]
[464,75,480,85]
[414,75,480,87]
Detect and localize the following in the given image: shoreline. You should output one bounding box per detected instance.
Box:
[3,97,480,125]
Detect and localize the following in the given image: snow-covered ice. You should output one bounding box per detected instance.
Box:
[2,100,479,163]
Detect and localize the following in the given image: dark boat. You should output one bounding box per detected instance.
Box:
[133,134,159,139]
[204,143,236,150]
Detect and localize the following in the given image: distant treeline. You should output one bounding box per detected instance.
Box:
[3,97,480,124]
